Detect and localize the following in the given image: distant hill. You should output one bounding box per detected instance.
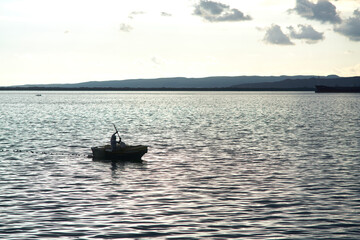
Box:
[13,75,337,89]
[231,76,360,89]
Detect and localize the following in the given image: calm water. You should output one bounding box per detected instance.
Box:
[0,91,359,239]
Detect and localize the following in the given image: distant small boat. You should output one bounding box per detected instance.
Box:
[36,94,42,96]
[315,85,360,93]
[91,145,148,161]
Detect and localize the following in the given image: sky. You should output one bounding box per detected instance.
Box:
[0,0,360,86]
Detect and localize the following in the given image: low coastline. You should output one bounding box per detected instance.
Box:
[0,87,315,91]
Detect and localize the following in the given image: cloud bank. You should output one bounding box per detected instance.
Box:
[193,0,252,22]
[292,0,341,24]
[334,9,360,41]
[288,24,324,43]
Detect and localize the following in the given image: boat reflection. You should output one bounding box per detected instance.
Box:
[92,157,146,173]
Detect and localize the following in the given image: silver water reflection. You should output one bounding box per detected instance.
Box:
[0,91,359,239]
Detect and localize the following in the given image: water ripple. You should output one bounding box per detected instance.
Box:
[0,91,359,239]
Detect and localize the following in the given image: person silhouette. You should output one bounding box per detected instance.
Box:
[110,131,118,151]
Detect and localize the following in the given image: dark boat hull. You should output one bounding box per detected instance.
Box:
[315,85,360,93]
[91,145,147,161]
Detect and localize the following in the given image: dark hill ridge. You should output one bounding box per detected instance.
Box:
[231,76,360,89]
[14,75,337,89]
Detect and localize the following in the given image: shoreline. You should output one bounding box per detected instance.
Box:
[0,87,315,91]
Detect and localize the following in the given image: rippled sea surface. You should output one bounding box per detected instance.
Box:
[1,91,359,239]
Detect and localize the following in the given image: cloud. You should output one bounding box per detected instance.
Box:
[119,23,133,32]
[193,0,252,22]
[334,9,360,41]
[161,12,172,17]
[128,11,145,19]
[288,24,324,43]
[263,24,294,45]
[151,57,162,65]
[291,0,341,24]
[119,11,145,33]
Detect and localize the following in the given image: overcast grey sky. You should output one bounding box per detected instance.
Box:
[0,0,359,86]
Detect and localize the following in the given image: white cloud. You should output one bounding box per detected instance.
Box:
[128,11,146,19]
[161,12,172,17]
[119,23,133,32]
[151,56,163,65]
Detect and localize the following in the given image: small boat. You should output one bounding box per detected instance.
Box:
[91,144,148,161]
